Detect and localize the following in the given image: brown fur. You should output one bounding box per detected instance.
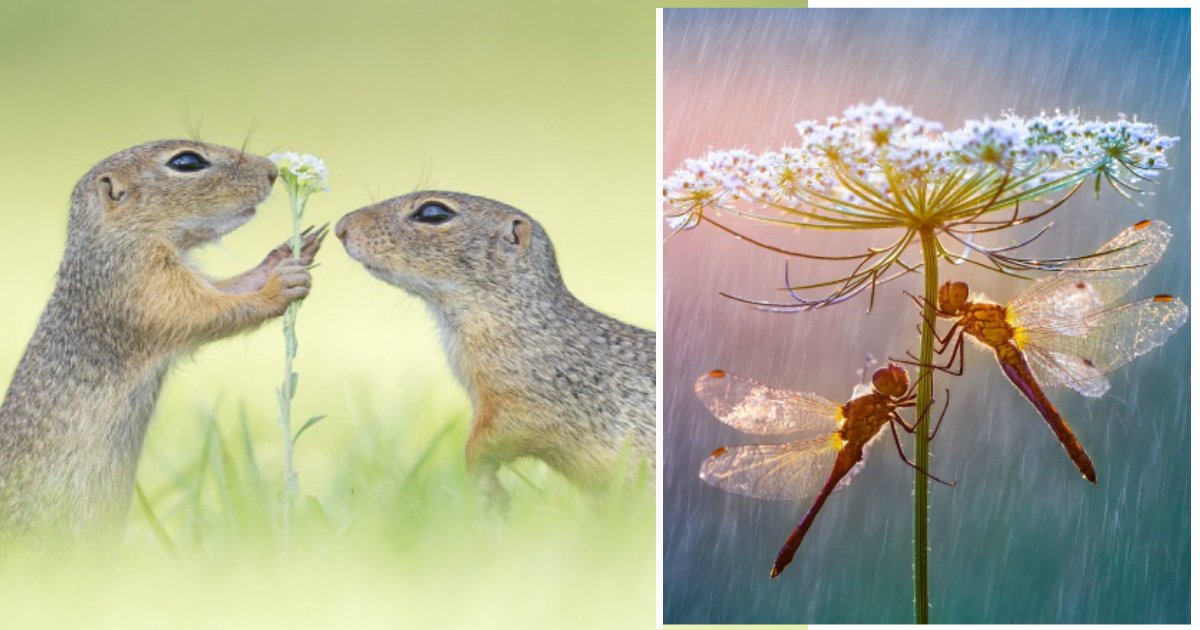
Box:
[0,140,325,535]
[337,191,654,510]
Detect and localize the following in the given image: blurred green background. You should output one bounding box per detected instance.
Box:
[0,0,654,627]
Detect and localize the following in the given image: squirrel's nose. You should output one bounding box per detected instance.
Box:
[335,216,349,241]
[266,165,278,186]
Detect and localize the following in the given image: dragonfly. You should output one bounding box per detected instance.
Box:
[696,364,951,579]
[897,219,1189,483]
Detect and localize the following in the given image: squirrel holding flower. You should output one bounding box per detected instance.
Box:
[0,140,327,533]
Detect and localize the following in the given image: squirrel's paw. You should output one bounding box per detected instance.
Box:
[261,225,330,270]
[262,258,312,311]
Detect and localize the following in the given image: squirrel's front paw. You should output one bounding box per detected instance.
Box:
[262,225,329,270]
[261,259,312,313]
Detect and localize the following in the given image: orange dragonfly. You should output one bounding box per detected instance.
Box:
[696,364,951,579]
[898,219,1188,483]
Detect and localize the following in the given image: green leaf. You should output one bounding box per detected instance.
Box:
[292,414,327,445]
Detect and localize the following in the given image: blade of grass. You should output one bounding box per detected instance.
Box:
[239,402,267,505]
[134,482,176,555]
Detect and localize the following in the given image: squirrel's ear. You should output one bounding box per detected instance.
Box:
[500,216,532,258]
[96,173,131,209]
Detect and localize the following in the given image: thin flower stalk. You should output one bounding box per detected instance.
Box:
[268,151,329,542]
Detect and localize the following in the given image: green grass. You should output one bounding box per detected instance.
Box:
[0,393,654,629]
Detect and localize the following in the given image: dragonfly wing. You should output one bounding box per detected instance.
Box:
[1022,343,1110,398]
[694,371,842,436]
[1010,220,1172,329]
[1022,296,1189,397]
[699,436,841,501]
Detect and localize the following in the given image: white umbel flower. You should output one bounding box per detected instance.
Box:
[662,100,1178,228]
[270,151,330,196]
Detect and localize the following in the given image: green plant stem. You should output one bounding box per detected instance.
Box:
[914,227,937,623]
[278,190,308,543]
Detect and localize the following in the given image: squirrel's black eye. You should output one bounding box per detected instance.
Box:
[411,202,456,225]
[166,151,211,172]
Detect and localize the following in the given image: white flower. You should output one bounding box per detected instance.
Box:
[661,100,1177,220]
[269,151,330,196]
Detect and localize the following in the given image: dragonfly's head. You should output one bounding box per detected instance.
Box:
[872,363,909,399]
[937,280,970,316]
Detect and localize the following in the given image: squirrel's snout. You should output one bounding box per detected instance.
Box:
[335,215,350,241]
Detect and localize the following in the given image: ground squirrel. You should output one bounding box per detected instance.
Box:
[0,140,327,534]
[336,191,654,509]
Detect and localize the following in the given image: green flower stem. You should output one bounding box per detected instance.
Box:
[288,190,308,256]
[278,189,308,542]
[914,227,938,624]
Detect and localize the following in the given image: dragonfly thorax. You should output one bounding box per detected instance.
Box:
[960,301,1015,350]
[839,392,896,448]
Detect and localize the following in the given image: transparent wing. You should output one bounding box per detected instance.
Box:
[1021,296,1189,397]
[1010,220,1171,332]
[699,436,840,501]
[694,370,842,436]
[1022,343,1110,398]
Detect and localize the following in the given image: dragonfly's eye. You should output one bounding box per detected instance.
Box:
[872,364,909,398]
[938,281,970,314]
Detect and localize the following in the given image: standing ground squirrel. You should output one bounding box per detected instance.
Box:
[0,140,327,534]
[336,191,654,509]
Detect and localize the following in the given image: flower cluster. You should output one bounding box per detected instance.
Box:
[663,100,1178,232]
[270,151,330,197]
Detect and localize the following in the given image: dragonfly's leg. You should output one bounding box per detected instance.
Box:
[893,352,921,368]
[908,328,957,362]
[891,409,917,433]
[897,328,966,375]
[904,292,948,339]
[904,324,958,360]
[903,290,935,325]
[891,331,962,376]
[928,388,951,441]
[941,331,966,376]
[888,416,956,487]
[902,289,959,343]
[933,322,962,354]
[899,366,937,401]
[902,289,934,312]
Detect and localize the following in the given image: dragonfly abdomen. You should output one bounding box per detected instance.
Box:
[770,450,860,578]
[996,344,1097,483]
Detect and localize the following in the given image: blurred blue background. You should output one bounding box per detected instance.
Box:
[663,8,1189,624]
